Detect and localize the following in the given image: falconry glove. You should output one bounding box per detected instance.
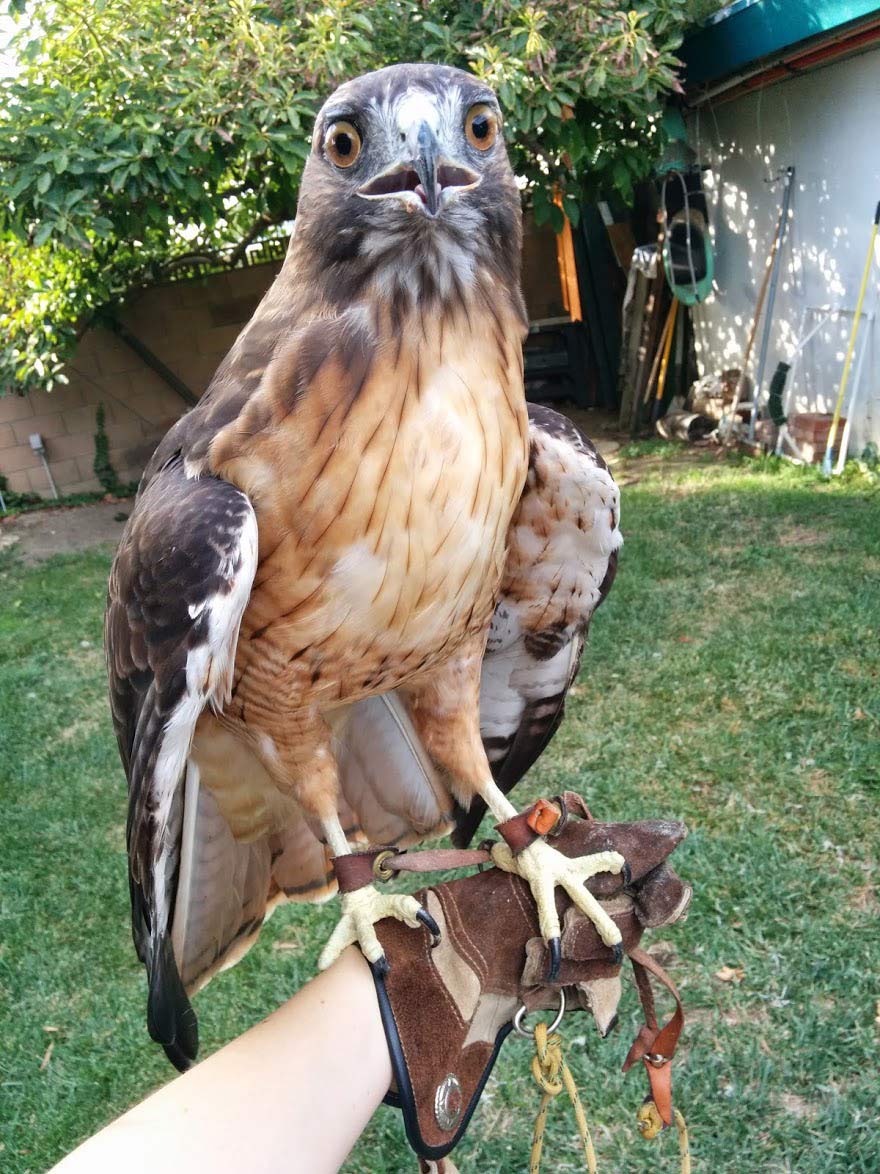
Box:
[349,796,691,1163]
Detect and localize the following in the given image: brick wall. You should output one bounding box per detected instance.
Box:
[0,260,281,498]
[1,217,568,501]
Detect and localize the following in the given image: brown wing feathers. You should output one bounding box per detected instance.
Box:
[452,406,622,847]
[106,461,257,1068]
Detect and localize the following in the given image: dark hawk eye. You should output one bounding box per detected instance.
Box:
[325,121,362,168]
[465,104,498,151]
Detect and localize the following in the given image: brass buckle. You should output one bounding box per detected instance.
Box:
[372,849,397,883]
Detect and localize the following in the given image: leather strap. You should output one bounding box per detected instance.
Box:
[496,809,540,853]
[332,850,386,893]
[388,848,491,873]
[558,790,593,822]
[497,799,566,854]
[334,795,596,889]
[332,846,493,892]
[622,946,685,1128]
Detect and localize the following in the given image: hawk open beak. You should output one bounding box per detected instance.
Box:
[357,121,480,217]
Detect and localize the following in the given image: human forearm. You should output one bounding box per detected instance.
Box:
[52,948,390,1174]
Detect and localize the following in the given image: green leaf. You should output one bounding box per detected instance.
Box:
[33,221,53,246]
[563,196,581,228]
[0,0,707,394]
[7,172,32,200]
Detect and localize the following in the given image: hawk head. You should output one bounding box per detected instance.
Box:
[292,63,524,317]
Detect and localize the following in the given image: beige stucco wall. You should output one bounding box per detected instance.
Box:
[687,47,880,455]
[0,259,281,498]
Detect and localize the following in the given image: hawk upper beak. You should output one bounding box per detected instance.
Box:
[414,121,441,217]
[357,120,480,216]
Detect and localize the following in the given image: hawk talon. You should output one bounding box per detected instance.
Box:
[416,907,442,947]
[547,936,562,983]
[490,837,626,955]
[370,955,390,980]
[317,884,426,971]
[611,942,623,966]
[622,860,633,887]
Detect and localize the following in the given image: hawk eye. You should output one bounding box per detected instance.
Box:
[465,104,498,151]
[325,121,362,168]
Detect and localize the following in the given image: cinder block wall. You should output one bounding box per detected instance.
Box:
[0,260,281,498]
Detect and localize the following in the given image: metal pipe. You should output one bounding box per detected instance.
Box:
[29,433,60,499]
[102,314,199,407]
[749,166,795,442]
[39,450,60,499]
[834,309,875,474]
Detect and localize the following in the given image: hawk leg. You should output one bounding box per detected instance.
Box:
[402,646,626,977]
[473,782,626,978]
[491,835,624,953]
[240,707,438,972]
[317,813,439,972]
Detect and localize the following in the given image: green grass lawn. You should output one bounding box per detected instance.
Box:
[1,450,878,1173]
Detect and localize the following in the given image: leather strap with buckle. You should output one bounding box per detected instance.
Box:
[332,846,494,892]
[496,792,586,854]
[622,945,685,1127]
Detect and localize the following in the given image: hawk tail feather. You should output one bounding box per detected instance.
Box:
[147,932,198,1071]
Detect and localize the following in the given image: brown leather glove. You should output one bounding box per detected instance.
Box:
[358,799,691,1162]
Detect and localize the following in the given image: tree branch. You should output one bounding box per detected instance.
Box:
[227,212,277,267]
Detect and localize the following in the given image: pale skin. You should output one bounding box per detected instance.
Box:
[51,949,390,1174]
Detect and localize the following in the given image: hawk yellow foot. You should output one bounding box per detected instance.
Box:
[490,838,626,979]
[318,885,437,972]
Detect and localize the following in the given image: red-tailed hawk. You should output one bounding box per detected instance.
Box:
[105,64,623,1070]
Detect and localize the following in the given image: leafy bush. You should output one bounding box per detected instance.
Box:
[0,0,721,394]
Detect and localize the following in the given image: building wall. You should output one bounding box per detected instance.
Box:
[687,46,880,454]
[0,260,281,498]
[0,215,572,500]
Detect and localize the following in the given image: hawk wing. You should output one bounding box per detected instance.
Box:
[453,405,621,845]
[105,458,258,1069]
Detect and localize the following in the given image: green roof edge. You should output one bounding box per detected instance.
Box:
[680,0,880,88]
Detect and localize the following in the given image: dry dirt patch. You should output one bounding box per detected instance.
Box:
[0,501,129,564]
[777,525,826,548]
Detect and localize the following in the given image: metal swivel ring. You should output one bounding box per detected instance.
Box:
[512,990,566,1038]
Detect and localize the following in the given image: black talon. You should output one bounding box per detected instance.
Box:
[369,955,390,979]
[417,907,441,947]
[611,942,623,966]
[602,1013,619,1039]
[622,860,632,886]
[547,936,562,983]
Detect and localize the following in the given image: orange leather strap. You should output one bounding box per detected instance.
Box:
[497,798,568,853]
[622,946,685,1128]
